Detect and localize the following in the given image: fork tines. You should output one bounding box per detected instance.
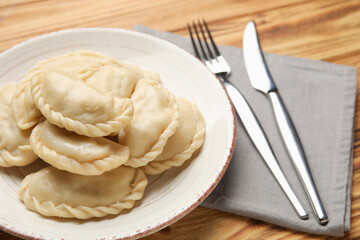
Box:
[187,20,221,61]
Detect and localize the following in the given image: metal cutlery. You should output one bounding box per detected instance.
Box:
[243,21,328,225]
[187,20,308,219]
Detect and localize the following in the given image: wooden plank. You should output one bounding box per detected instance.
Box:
[174,0,360,62]
[0,0,39,9]
[0,0,309,52]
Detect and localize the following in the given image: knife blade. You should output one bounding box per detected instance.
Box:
[243,22,276,94]
[243,21,328,225]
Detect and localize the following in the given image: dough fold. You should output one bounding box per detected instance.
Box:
[19,166,148,219]
[30,121,130,175]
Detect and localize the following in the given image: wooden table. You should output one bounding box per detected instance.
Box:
[0,0,359,239]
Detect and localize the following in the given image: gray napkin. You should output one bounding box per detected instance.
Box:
[134,25,357,237]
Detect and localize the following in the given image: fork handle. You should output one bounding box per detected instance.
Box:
[222,80,308,219]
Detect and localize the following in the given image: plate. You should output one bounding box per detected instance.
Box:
[0,28,235,240]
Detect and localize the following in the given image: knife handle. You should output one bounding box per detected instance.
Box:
[222,80,308,219]
[268,91,328,225]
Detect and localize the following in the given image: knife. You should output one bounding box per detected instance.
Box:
[243,21,328,225]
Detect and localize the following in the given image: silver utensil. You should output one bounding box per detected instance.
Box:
[243,21,328,225]
[187,20,308,219]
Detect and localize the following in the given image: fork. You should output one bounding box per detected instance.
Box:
[188,20,308,219]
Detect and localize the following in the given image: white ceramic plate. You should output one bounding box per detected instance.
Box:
[0,28,235,240]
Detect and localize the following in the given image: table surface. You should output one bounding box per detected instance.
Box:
[0,0,359,239]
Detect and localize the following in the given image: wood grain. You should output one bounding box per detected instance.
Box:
[0,0,359,239]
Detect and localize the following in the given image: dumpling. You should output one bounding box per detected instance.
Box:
[85,65,161,99]
[11,51,120,130]
[142,98,205,175]
[34,51,122,77]
[19,166,148,219]
[85,65,142,98]
[31,71,134,137]
[30,121,130,175]
[118,79,179,168]
[0,83,38,167]
[25,51,126,82]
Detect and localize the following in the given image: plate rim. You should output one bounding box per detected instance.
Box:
[0,27,236,240]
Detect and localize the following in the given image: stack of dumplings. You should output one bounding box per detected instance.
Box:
[0,51,205,219]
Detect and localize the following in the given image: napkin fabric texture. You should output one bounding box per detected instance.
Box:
[134,25,357,237]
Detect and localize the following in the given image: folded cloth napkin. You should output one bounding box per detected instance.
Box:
[134,25,357,237]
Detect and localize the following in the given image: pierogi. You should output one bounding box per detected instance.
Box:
[31,71,134,137]
[85,65,142,98]
[118,79,179,168]
[142,97,205,175]
[85,64,160,98]
[11,51,122,130]
[30,121,130,175]
[0,83,37,167]
[19,166,148,219]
